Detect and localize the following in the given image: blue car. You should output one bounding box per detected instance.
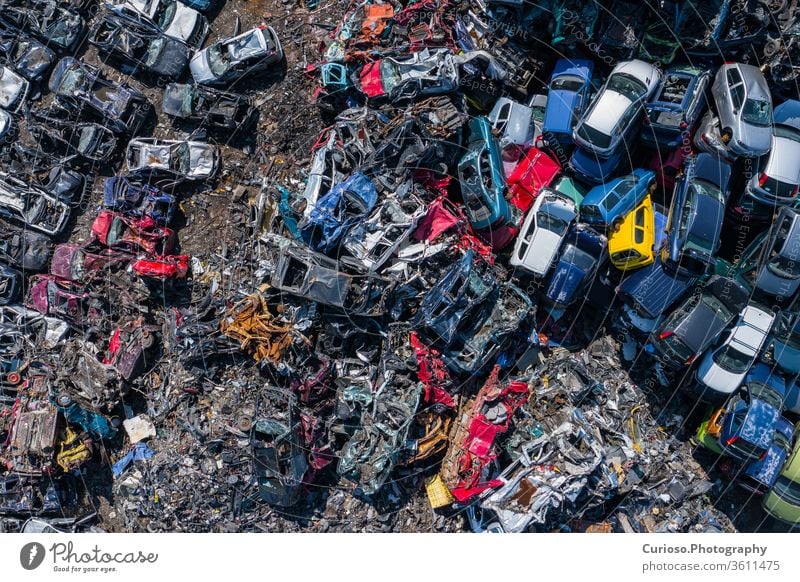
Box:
[739,417,795,495]
[458,117,511,230]
[617,258,698,334]
[299,172,377,253]
[543,58,594,145]
[772,311,800,376]
[720,363,788,462]
[662,154,729,276]
[642,66,711,148]
[579,168,656,230]
[543,224,607,314]
[569,146,622,185]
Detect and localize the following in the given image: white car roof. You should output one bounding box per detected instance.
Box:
[612,59,659,86]
[728,304,775,357]
[585,91,632,135]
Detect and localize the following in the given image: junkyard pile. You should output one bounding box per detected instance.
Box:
[0,0,799,533]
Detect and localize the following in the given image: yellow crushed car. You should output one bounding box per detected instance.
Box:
[607,194,660,271]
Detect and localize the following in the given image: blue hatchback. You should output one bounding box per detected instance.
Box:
[739,417,795,495]
[458,117,511,230]
[543,58,594,145]
[720,363,788,462]
[579,168,656,230]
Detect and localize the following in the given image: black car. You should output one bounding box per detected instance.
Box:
[162,83,257,135]
[88,13,190,80]
[48,57,151,135]
[662,153,729,277]
[0,0,84,53]
[645,275,749,368]
[27,109,117,164]
[0,25,55,81]
[0,219,52,271]
[0,264,21,305]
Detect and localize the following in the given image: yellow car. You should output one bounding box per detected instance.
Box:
[607,194,658,271]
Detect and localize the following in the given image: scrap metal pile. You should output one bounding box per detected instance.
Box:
[1,0,799,533]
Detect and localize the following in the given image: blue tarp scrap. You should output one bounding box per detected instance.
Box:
[300,172,378,253]
[112,442,156,478]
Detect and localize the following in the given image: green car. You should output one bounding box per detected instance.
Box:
[552,175,587,207]
[762,421,800,526]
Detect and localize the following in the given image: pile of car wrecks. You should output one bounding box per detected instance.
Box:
[1,0,799,533]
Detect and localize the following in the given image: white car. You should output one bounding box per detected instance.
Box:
[126,138,220,181]
[510,190,576,277]
[105,0,209,48]
[190,26,283,85]
[573,59,662,157]
[0,65,29,113]
[694,302,776,400]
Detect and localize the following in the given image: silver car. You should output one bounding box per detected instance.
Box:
[710,63,772,157]
[746,99,800,206]
[573,59,662,157]
[0,65,29,113]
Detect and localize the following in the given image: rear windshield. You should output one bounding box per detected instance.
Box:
[551,75,584,92]
[576,123,612,149]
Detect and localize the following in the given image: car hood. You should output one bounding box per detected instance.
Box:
[525,229,563,275]
[696,354,745,395]
[756,265,800,299]
[128,142,171,171]
[189,50,215,83]
[0,68,28,111]
[164,4,200,43]
[187,143,217,177]
[546,262,586,306]
[544,89,581,131]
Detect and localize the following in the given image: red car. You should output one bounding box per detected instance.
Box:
[50,242,133,282]
[26,274,105,327]
[131,255,190,280]
[91,210,176,256]
[441,365,529,502]
[506,147,560,212]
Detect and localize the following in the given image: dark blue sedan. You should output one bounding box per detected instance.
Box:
[662,153,730,276]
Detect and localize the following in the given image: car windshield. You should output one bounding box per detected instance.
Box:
[156,1,177,29]
[712,344,752,374]
[551,75,584,92]
[772,476,800,505]
[607,73,648,101]
[171,143,190,175]
[742,99,772,127]
[662,334,693,361]
[760,175,797,200]
[768,253,800,280]
[380,60,401,94]
[538,205,570,234]
[561,245,595,271]
[748,381,785,411]
[580,204,602,222]
[228,31,263,61]
[206,44,230,77]
[576,123,612,149]
[57,66,84,95]
[143,37,165,67]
